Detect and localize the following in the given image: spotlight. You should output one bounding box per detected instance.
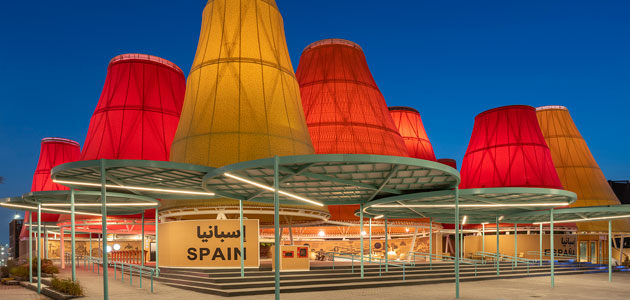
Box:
[318,231,325,237]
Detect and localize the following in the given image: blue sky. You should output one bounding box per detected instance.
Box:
[0,0,629,244]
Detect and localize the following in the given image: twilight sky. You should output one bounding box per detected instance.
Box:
[0,0,629,244]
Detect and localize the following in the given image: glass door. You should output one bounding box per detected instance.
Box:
[579,241,588,262]
[590,241,597,263]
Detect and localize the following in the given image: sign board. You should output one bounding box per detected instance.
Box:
[158,219,259,268]
[272,245,310,271]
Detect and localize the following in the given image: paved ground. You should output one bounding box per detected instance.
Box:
[0,285,48,300]
[2,264,629,299]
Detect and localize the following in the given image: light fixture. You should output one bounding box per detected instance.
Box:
[318,231,325,237]
[113,244,121,251]
[13,212,20,219]
[462,215,468,225]
[534,214,630,225]
[374,215,384,219]
[372,203,568,208]
[405,228,409,232]
[481,222,489,225]
[42,203,155,207]
[0,203,101,217]
[498,216,504,221]
[106,245,112,253]
[224,173,323,207]
[361,231,367,236]
[52,179,216,197]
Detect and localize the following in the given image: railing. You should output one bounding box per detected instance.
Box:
[408,252,479,277]
[325,252,407,280]
[475,252,536,274]
[85,256,156,292]
[527,251,577,259]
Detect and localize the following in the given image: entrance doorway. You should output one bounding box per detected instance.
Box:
[590,241,597,263]
[579,241,588,262]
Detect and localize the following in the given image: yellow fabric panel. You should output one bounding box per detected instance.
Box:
[537,106,630,232]
[166,0,323,217]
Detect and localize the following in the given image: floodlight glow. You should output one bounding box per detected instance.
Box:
[106,245,112,253]
[224,173,324,207]
[113,244,121,251]
[361,231,367,236]
[52,179,216,197]
[318,231,325,237]
[533,214,630,225]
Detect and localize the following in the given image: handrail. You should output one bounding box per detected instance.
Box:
[527,251,576,258]
[324,251,407,280]
[475,251,535,274]
[409,252,478,276]
[85,256,155,293]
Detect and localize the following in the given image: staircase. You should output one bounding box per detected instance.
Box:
[157,261,628,297]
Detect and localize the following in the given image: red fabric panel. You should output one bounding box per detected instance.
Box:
[460,105,562,189]
[437,158,457,169]
[21,138,81,238]
[389,107,436,161]
[296,40,409,220]
[81,54,185,161]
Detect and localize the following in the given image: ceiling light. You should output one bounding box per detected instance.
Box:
[53,179,215,197]
[224,173,323,207]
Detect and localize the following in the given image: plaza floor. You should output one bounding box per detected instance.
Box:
[2,265,629,300]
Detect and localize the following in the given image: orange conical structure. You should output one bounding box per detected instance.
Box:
[389,106,436,161]
[166,0,326,222]
[536,105,630,232]
[296,39,408,220]
[460,105,562,189]
[20,138,81,238]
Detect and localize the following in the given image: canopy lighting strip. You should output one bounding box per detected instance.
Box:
[0,203,102,217]
[42,203,155,207]
[223,173,324,207]
[53,179,215,196]
[533,214,630,224]
[374,215,385,219]
[372,202,569,208]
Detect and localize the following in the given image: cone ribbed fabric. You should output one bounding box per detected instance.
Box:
[389,106,436,161]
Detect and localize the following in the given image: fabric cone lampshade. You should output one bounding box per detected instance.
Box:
[437,158,457,169]
[81,54,186,161]
[296,39,408,220]
[536,105,630,232]
[166,0,325,222]
[389,106,436,161]
[460,105,562,189]
[20,137,80,238]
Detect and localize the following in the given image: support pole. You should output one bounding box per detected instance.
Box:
[514,223,518,267]
[429,219,433,269]
[60,226,65,269]
[496,216,500,276]
[550,208,555,288]
[540,223,543,266]
[141,213,145,268]
[384,216,389,272]
[273,156,280,300]
[100,160,109,300]
[29,212,32,283]
[44,226,48,260]
[620,235,625,268]
[155,208,159,276]
[482,223,485,255]
[454,187,460,299]
[89,234,92,271]
[71,189,76,282]
[240,200,244,278]
[37,204,42,294]
[360,203,364,278]
[369,219,372,262]
[609,220,612,282]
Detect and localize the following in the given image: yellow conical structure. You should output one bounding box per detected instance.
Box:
[536,105,630,232]
[165,0,325,222]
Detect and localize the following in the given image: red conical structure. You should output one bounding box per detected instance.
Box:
[81,54,186,161]
[60,54,186,228]
[20,137,81,238]
[296,39,408,220]
[296,39,408,157]
[438,158,457,169]
[460,105,562,189]
[388,106,436,161]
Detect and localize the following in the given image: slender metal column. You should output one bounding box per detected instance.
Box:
[620,235,625,269]
[273,156,280,300]
[482,223,485,254]
[454,187,460,299]
[550,208,555,288]
[608,220,612,282]
[71,189,76,281]
[514,223,518,267]
[539,223,543,266]
[89,234,92,271]
[429,219,433,269]
[155,208,159,275]
[60,226,65,269]
[384,216,389,272]
[29,212,32,283]
[496,216,500,276]
[240,200,245,278]
[141,213,145,268]
[369,219,372,262]
[100,159,109,300]
[37,204,42,293]
[44,226,48,260]
[360,203,364,278]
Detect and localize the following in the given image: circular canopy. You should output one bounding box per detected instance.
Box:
[503,205,630,225]
[1,190,159,216]
[202,154,459,206]
[361,187,576,224]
